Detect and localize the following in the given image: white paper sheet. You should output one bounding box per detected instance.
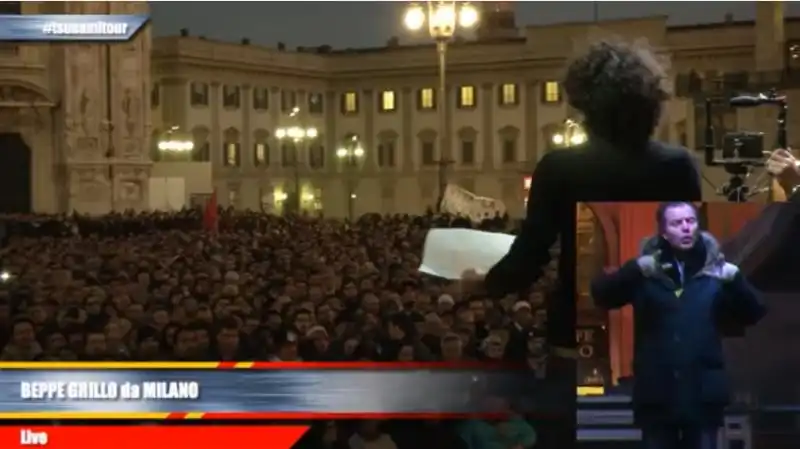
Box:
[418,228,515,280]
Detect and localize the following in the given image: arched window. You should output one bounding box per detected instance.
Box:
[253,129,270,167]
[192,126,210,162]
[223,127,241,167]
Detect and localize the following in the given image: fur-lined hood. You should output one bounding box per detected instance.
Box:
[638,231,724,282]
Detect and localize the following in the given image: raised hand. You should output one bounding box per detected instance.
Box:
[710,253,739,282]
[764,149,800,193]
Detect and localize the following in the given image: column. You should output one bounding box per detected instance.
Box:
[269,87,281,173]
[210,82,221,172]
[401,87,414,174]
[481,83,494,170]
[296,89,307,167]
[584,203,623,383]
[242,84,253,169]
[443,84,453,161]
[323,89,342,217]
[523,80,539,162]
[614,202,660,379]
[363,89,376,173]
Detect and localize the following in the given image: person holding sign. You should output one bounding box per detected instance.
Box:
[590,202,766,449]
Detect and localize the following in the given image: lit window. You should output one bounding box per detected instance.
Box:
[342,92,358,114]
[500,83,517,105]
[542,81,561,103]
[254,143,267,166]
[419,88,435,110]
[380,90,396,112]
[458,86,476,108]
[225,143,239,166]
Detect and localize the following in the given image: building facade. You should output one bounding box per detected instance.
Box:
[0,1,152,215]
[151,2,799,217]
[0,2,797,216]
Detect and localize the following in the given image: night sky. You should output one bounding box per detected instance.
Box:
[150,2,800,49]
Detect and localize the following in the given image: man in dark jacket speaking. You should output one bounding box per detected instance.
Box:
[590,202,766,449]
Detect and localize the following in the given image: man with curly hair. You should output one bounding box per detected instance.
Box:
[459,39,703,446]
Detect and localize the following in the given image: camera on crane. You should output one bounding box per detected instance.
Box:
[702,89,788,202]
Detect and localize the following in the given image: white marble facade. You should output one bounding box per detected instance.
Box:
[2,1,152,215]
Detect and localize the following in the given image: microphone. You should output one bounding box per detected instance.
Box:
[729,94,786,107]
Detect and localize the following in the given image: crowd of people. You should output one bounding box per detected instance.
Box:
[0,208,554,449]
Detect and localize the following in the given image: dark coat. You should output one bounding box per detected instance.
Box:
[483,139,702,352]
[590,232,767,426]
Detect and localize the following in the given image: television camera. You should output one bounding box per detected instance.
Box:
[703,89,788,202]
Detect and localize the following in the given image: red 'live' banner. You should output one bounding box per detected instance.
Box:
[0,426,309,449]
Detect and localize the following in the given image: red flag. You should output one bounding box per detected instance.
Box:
[203,190,218,233]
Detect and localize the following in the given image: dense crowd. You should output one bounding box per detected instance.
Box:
[0,208,555,449]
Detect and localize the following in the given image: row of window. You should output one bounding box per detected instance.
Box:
[222,142,327,168]
[159,138,521,168]
[151,81,563,113]
[151,82,326,113]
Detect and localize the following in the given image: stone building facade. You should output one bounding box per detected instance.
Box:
[4,2,799,215]
[152,2,797,217]
[0,1,152,215]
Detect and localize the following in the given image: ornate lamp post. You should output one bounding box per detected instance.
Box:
[336,133,365,220]
[551,119,588,148]
[403,1,479,210]
[276,107,318,214]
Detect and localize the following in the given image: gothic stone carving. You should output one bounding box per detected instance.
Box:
[0,85,51,132]
[71,46,100,137]
[116,167,149,203]
[0,85,48,104]
[119,179,143,202]
[69,167,110,202]
[69,137,101,160]
[121,88,141,138]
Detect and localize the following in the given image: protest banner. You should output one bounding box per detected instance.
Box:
[439,184,506,222]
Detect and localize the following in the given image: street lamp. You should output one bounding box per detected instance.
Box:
[275,107,318,214]
[551,119,588,148]
[336,133,365,220]
[157,126,195,154]
[404,1,479,211]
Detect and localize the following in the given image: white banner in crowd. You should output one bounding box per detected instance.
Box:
[439,184,506,223]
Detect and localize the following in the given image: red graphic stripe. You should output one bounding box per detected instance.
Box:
[244,361,505,370]
[199,412,510,420]
[0,426,308,449]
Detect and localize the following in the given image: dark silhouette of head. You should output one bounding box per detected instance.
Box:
[564,38,670,149]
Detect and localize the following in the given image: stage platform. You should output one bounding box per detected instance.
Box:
[576,395,752,449]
